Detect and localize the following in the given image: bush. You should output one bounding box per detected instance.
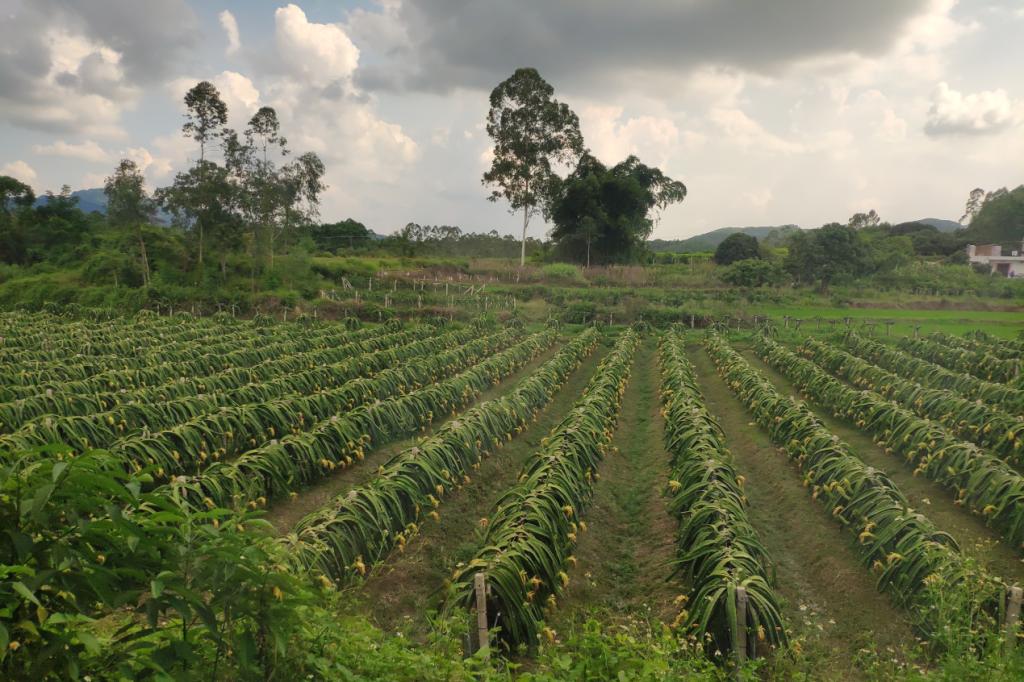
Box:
[719,258,786,287]
[541,262,587,284]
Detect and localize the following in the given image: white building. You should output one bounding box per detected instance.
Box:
[966,242,1024,277]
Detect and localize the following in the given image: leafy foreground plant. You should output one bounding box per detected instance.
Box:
[659,331,787,659]
[285,328,598,582]
[445,329,640,650]
[704,331,1010,649]
[0,447,314,681]
[0,444,732,681]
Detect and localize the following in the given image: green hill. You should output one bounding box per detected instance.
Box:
[649,225,800,252]
[914,218,962,233]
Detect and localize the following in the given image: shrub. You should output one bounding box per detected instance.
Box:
[719,258,785,287]
[541,262,586,284]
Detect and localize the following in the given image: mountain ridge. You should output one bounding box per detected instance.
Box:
[648,225,801,252]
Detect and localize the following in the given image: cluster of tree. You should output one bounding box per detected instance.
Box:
[782,217,966,291]
[1,181,102,266]
[481,68,686,266]
[547,154,687,266]
[384,223,543,259]
[959,186,1024,246]
[715,205,988,289]
[310,218,374,251]
[1,81,326,290]
[157,82,325,281]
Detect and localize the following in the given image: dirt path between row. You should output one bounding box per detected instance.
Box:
[689,344,916,679]
[554,338,678,629]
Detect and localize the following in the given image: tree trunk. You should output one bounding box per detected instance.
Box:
[586,239,591,269]
[137,225,150,286]
[520,205,528,267]
[251,229,258,293]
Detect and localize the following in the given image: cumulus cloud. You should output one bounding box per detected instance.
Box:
[219,10,241,55]
[1,161,39,187]
[168,71,262,128]
[0,0,197,136]
[579,106,680,167]
[33,139,111,163]
[157,4,418,220]
[119,146,174,180]
[275,4,359,87]
[924,82,1020,136]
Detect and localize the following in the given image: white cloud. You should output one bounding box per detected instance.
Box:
[1,160,39,187]
[924,82,1020,136]
[160,7,419,220]
[0,28,137,137]
[275,4,359,87]
[682,67,749,107]
[745,188,774,208]
[33,139,110,163]
[119,147,173,180]
[851,90,908,141]
[478,145,494,168]
[430,127,450,146]
[80,172,108,188]
[219,10,241,55]
[708,108,805,154]
[168,71,261,128]
[580,106,680,167]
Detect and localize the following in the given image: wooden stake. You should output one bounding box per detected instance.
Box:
[1006,585,1022,652]
[735,585,748,665]
[474,572,489,657]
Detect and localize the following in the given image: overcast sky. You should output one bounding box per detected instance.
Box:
[1,0,1022,239]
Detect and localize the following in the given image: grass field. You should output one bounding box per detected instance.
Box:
[756,304,1024,337]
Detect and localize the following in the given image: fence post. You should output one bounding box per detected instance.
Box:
[474,572,489,658]
[1006,585,1022,652]
[735,585,748,665]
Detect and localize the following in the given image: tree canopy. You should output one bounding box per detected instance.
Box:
[482,68,585,266]
[714,233,760,265]
[548,154,686,265]
[961,185,1024,246]
[784,224,869,290]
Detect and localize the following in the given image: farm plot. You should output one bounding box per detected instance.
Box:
[4,311,1024,680]
[752,334,1024,557]
[703,331,1011,641]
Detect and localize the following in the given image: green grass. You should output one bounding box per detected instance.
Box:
[755,304,1024,338]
